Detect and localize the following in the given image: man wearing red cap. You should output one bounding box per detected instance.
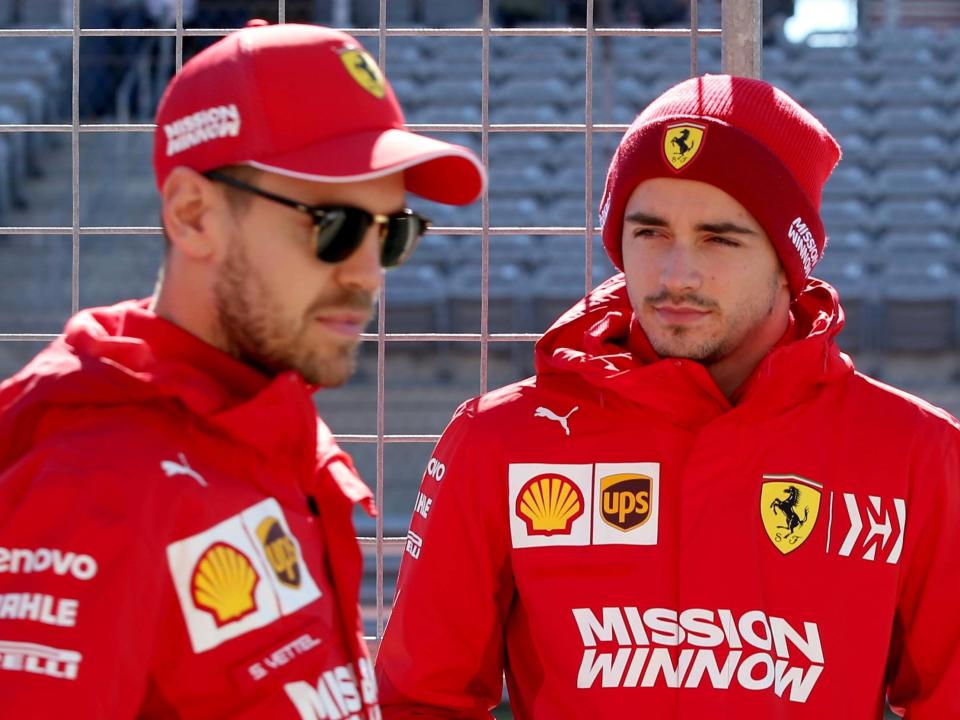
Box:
[376,75,960,719]
[0,22,484,718]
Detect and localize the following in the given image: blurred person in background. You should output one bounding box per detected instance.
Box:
[0,20,483,718]
[144,0,198,26]
[79,0,152,117]
[78,0,199,119]
[376,75,960,719]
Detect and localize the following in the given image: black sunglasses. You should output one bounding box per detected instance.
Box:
[204,170,430,268]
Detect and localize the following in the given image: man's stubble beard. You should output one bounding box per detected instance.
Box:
[213,237,368,387]
[642,272,781,365]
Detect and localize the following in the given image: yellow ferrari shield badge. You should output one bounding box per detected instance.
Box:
[339,48,386,99]
[663,122,706,171]
[760,475,822,555]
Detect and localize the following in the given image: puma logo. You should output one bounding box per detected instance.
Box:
[161,453,208,488]
[534,405,579,436]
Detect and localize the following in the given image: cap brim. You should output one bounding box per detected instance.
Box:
[247,128,486,206]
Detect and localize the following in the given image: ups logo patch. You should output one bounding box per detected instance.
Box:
[600,473,652,531]
[256,517,301,588]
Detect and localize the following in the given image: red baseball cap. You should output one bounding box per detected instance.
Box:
[153,21,485,205]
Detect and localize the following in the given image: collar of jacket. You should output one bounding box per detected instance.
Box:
[534,275,853,430]
[0,299,374,514]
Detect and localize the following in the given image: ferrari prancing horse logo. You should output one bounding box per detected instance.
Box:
[760,475,822,555]
[339,48,386,99]
[663,122,706,171]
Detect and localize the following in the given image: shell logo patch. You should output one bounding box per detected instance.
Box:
[509,464,592,548]
[166,498,322,653]
[339,48,385,99]
[191,542,259,626]
[600,473,652,531]
[662,122,706,171]
[256,517,301,589]
[516,473,584,536]
[760,475,823,555]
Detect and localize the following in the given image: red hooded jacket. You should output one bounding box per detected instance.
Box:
[0,300,381,719]
[376,275,960,719]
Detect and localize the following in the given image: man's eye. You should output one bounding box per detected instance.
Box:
[709,236,740,247]
[633,228,662,238]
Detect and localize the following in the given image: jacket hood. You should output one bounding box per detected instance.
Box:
[0,300,373,512]
[534,274,854,426]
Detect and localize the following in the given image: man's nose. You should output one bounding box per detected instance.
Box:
[659,243,702,294]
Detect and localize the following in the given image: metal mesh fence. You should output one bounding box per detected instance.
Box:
[0,0,761,643]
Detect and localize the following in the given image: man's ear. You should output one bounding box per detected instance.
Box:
[161,167,227,261]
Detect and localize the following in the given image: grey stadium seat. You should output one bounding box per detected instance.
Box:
[877,260,958,352]
[488,196,541,227]
[531,264,620,332]
[491,76,584,124]
[866,76,948,110]
[820,199,877,235]
[446,263,535,334]
[874,166,954,202]
[487,164,550,198]
[383,264,449,335]
[794,77,871,111]
[875,199,952,233]
[874,135,953,171]
[869,106,952,140]
[488,132,553,171]
[407,234,456,274]
[822,165,875,204]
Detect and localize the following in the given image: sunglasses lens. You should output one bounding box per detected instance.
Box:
[314,207,428,267]
[381,212,426,268]
[315,209,368,263]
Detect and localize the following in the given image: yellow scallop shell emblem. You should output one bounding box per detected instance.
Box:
[191,542,259,626]
[516,473,584,536]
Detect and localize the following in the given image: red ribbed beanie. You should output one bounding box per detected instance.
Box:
[599,74,841,297]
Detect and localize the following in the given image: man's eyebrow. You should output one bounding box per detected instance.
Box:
[696,221,758,236]
[624,211,668,226]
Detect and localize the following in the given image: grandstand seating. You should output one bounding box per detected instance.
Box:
[4,23,960,362]
[4,19,960,291]
[880,256,958,352]
[378,25,960,373]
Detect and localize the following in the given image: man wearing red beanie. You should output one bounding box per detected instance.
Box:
[0,21,484,718]
[376,75,960,719]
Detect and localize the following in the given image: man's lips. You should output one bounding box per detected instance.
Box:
[650,304,711,324]
[315,311,372,336]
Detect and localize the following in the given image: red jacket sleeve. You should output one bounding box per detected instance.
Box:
[886,425,960,718]
[0,449,167,717]
[376,403,514,719]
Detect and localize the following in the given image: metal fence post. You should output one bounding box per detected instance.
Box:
[722,0,762,78]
